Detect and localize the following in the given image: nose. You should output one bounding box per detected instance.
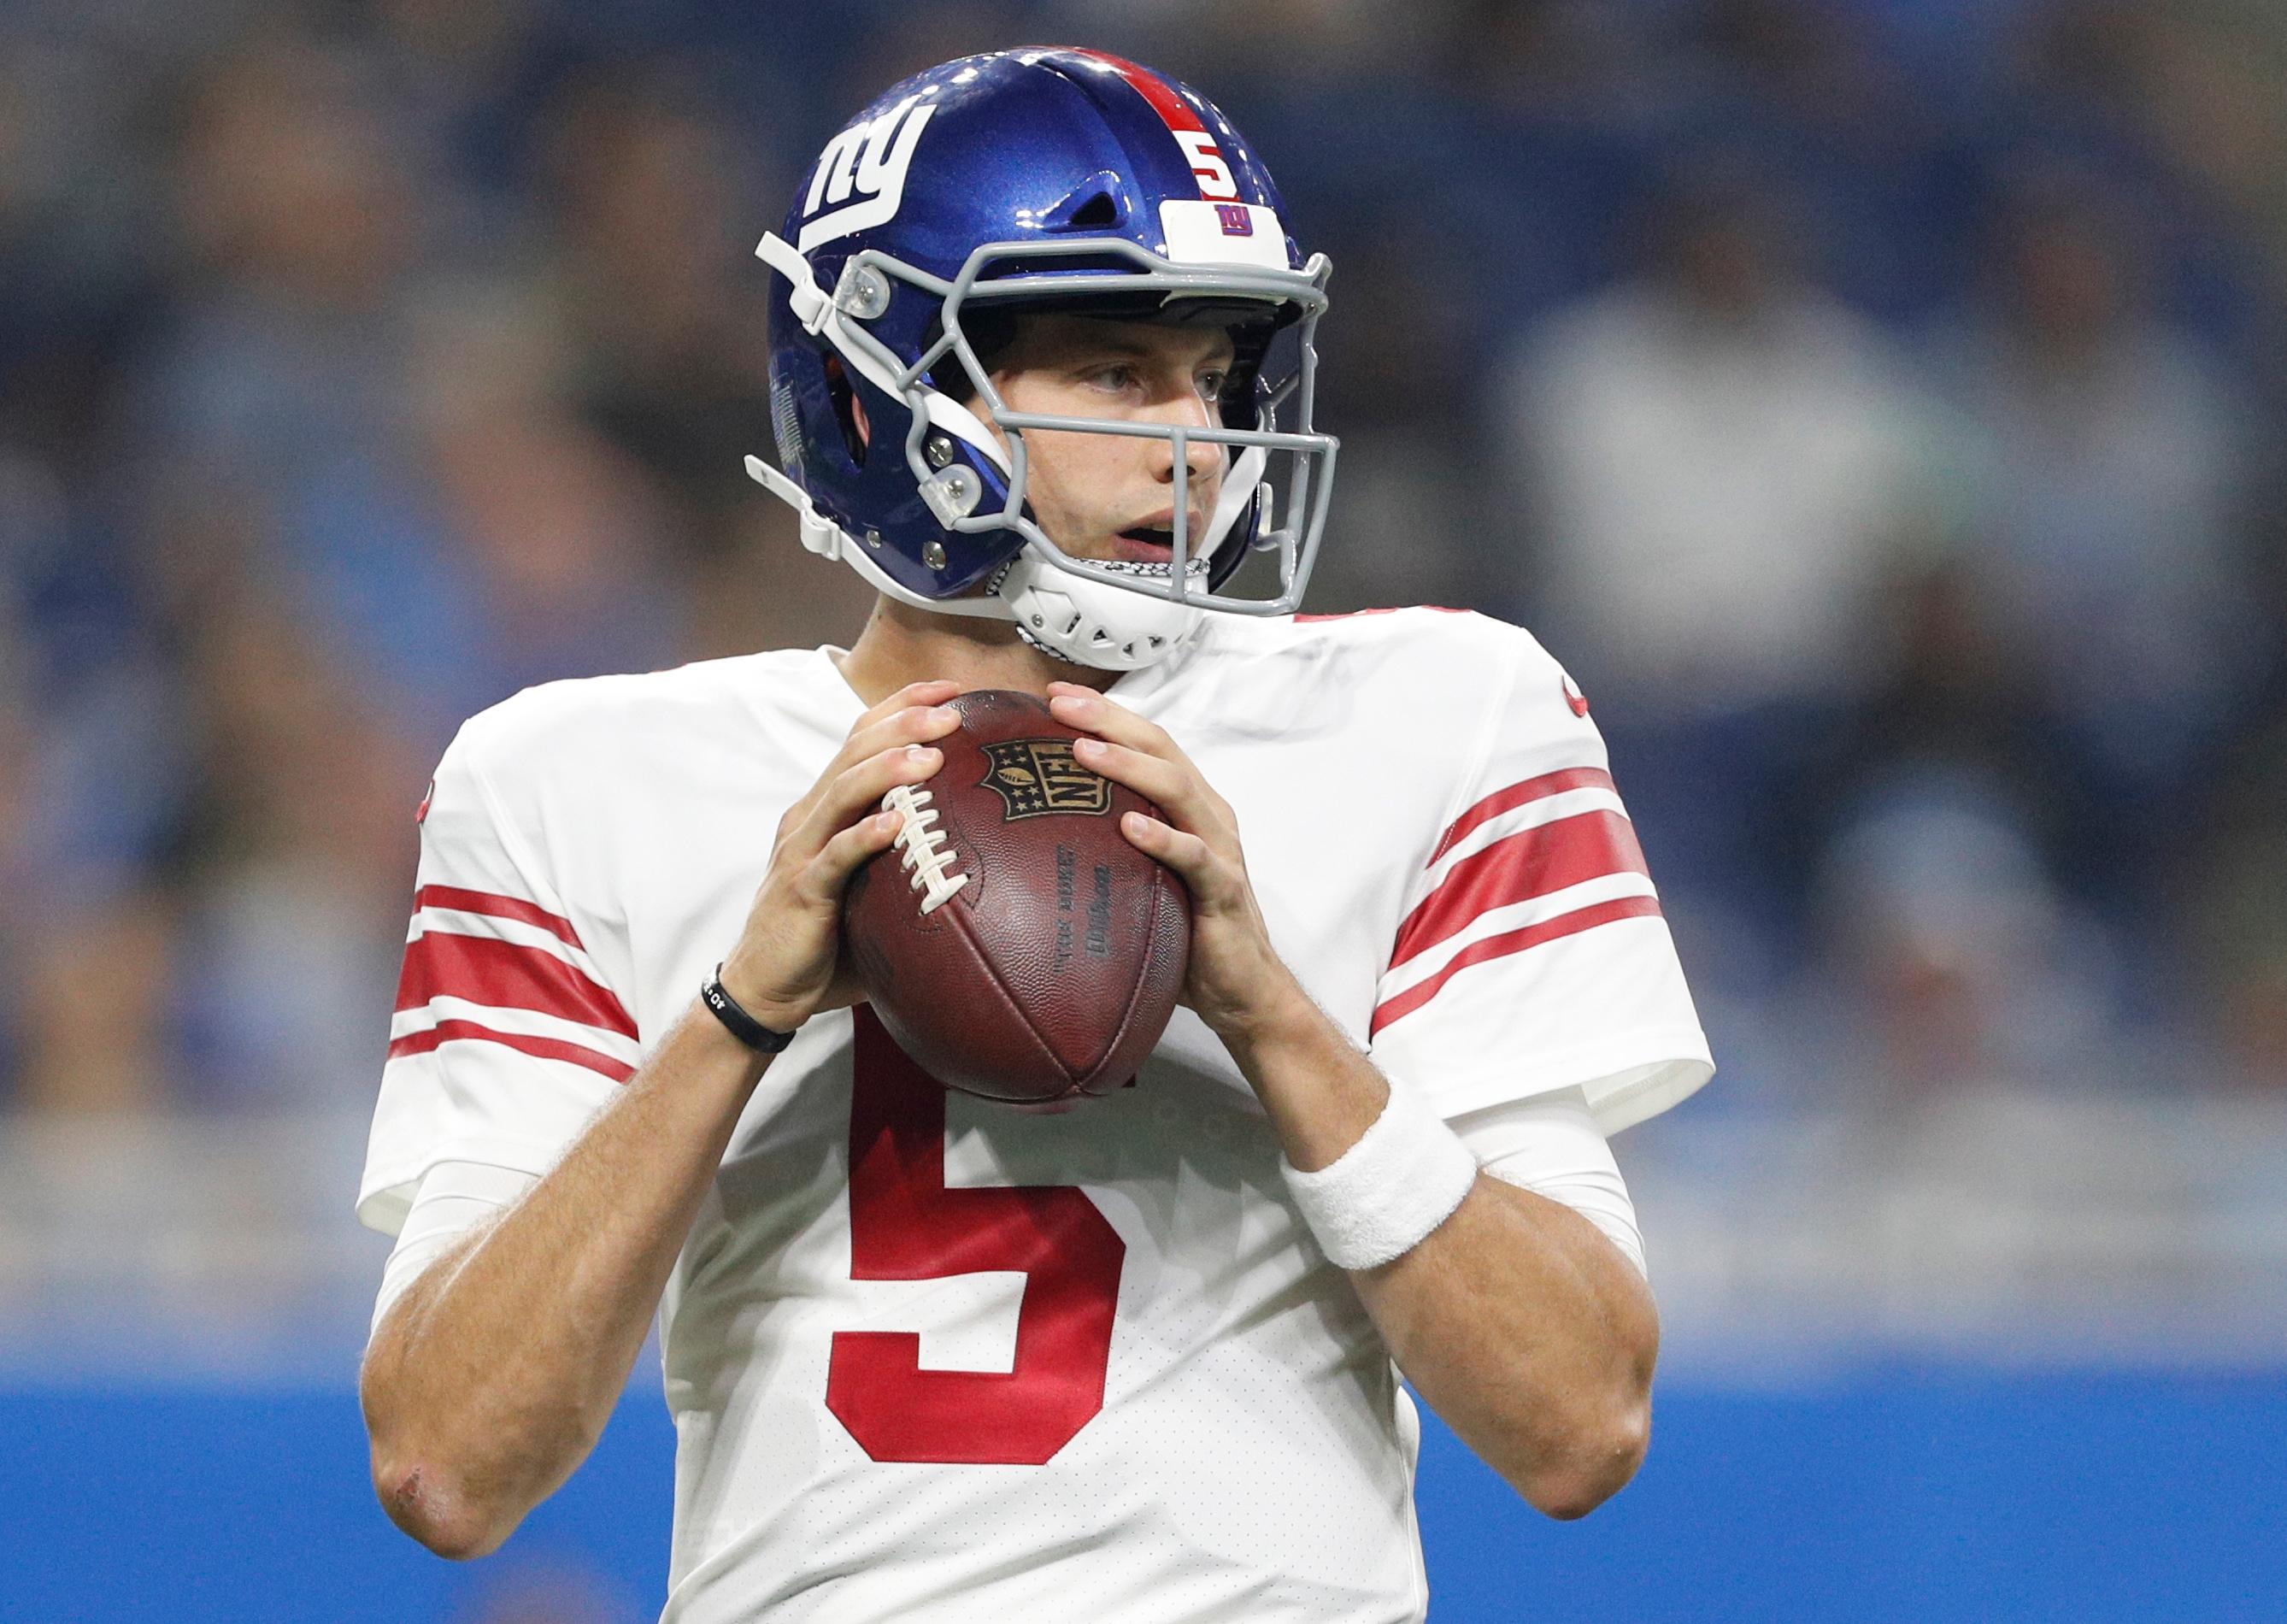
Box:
[1144,392,1224,491]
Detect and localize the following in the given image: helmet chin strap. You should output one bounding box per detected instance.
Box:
[745,455,1004,621]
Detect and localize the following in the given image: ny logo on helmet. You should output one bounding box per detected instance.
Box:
[798,91,940,252]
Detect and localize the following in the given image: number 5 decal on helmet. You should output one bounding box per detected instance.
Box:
[1174,130,1238,199]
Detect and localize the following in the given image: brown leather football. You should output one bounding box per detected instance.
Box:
[839,689,1191,1103]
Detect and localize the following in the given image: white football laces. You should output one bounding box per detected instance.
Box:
[881,785,969,914]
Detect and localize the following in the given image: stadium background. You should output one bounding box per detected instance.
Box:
[3,0,2283,1618]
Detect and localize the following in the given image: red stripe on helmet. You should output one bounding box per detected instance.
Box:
[1053,46,1208,135]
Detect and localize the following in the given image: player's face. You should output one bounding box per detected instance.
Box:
[982,315,1235,568]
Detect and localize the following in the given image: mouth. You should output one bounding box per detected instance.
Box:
[1111,521,1213,573]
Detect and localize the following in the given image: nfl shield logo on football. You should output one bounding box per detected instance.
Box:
[980,739,1114,820]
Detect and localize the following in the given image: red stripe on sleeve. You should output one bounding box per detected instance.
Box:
[394,932,637,1039]
[1369,896,1664,1036]
[1390,809,1649,971]
[387,1020,636,1084]
[412,885,585,950]
[1293,606,1468,622]
[1430,767,1616,865]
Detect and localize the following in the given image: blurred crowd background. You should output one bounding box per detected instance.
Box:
[3,0,2287,1476]
[4,0,2285,1617]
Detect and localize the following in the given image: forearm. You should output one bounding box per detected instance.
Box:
[1353,1176,1656,1515]
[362,1001,767,1557]
[1221,980,1657,1518]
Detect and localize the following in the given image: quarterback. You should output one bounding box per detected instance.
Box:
[358,47,1710,1622]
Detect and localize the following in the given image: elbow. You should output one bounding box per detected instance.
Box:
[370,1450,518,1561]
[361,1333,536,1560]
[1517,1396,1651,1521]
[361,1358,594,1561]
[364,1385,521,1561]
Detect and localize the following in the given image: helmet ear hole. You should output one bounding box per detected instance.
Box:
[1042,171,1129,232]
[822,354,867,464]
[1064,191,1120,229]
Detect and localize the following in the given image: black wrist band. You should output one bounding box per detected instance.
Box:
[700,964,798,1053]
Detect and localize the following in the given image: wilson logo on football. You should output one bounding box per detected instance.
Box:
[798,91,938,251]
[979,740,1113,820]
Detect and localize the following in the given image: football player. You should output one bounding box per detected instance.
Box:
[358,47,1711,1622]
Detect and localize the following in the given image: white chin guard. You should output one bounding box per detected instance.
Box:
[994,550,1209,670]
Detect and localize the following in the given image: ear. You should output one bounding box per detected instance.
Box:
[851,391,872,449]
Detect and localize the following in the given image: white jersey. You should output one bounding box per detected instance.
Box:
[359,606,1712,1623]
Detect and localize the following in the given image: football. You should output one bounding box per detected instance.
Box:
[840,688,1191,1103]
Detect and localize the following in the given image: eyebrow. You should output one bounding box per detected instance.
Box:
[1066,328,1235,365]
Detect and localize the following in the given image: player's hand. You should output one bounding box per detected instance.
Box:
[716,680,965,1033]
[1046,682,1301,1042]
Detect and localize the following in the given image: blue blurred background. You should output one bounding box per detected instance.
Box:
[3,0,2284,1618]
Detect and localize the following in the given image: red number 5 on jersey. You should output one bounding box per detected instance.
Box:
[828,1009,1127,1465]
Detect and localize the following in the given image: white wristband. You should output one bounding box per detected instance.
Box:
[1281,1083,1479,1270]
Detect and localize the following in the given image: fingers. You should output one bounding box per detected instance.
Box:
[1045,684,1175,756]
[728,683,963,1031]
[1051,685,1247,906]
[807,741,944,843]
[781,697,962,848]
[1120,812,1232,903]
[1070,734,1191,810]
[797,806,906,904]
[855,679,962,733]
[828,682,964,800]
[836,702,963,780]
[1048,686,1227,830]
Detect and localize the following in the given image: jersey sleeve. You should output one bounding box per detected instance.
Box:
[356,711,638,1237]
[1366,622,1712,1133]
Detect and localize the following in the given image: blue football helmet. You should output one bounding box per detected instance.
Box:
[746,46,1338,669]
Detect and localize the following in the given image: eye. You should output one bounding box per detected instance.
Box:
[1083,363,1138,392]
[1197,368,1230,399]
